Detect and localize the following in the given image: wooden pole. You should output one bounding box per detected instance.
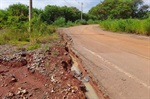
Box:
[29,0,32,32]
[81,2,83,21]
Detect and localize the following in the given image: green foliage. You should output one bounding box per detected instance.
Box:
[7,3,28,17]
[87,19,100,24]
[66,21,75,27]
[43,5,81,24]
[53,17,66,27]
[80,19,88,25]
[75,19,88,25]
[100,18,150,35]
[0,10,8,29]
[89,0,149,20]
[0,20,58,45]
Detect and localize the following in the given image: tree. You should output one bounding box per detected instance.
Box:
[7,3,28,21]
[0,10,8,28]
[88,0,149,20]
[136,5,149,18]
[61,6,80,22]
[44,5,62,24]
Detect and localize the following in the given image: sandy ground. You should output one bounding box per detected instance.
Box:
[62,25,150,99]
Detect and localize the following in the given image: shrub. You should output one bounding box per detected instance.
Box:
[80,19,88,25]
[66,21,75,27]
[53,17,66,27]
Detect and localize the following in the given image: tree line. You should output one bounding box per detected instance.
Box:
[0,4,89,29]
[0,0,149,29]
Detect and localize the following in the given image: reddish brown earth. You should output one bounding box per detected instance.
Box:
[61,25,150,99]
[0,40,86,98]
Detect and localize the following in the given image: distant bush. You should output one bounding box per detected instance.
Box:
[75,19,87,25]
[87,19,100,24]
[100,18,150,35]
[66,21,75,27]
[53,17,66,27]
[80,19,88,25]
[75,20,81,25]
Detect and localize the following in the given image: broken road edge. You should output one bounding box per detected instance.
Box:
[57,29,110,99]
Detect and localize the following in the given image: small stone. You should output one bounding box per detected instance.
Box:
[51,75,57,83]
[71,90,75,93]
[64,52,68,55]
[67,84,71,87]
[17,91,21,95]
[51,89,54,93]
[8,92,14,97]
[67,88,71,92]
[21,89,28,95]
[11,77,17,82]
[28,93,33,97]
[44,84,48,87]
[18,87,22,90]
[45,92,48,95]
[62,96,66,99]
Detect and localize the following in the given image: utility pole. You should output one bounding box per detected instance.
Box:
[81,2,83,21]
[29,0,32,32]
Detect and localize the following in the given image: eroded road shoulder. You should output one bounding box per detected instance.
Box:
[60,25,150,99]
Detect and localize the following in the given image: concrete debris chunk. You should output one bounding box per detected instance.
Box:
[83,76,90,82]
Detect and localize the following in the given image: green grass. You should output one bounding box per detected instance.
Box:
[27,43,41,50]
[100,18,150,36]
[0,23,59,51]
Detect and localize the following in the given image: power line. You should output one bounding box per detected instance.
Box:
[74,0,80,4]
[63,0,72,6]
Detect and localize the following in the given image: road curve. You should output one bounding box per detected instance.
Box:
[62,25,150,99]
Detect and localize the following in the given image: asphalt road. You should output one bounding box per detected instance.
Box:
[63,25,150,99]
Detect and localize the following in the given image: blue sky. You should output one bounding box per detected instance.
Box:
[0,0,150,13]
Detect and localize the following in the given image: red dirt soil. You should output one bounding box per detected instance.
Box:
[0,44,86,99]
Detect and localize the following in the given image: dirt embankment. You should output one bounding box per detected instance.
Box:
[0,38,86,98]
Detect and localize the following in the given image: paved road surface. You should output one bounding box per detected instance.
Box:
[63,25,150,99]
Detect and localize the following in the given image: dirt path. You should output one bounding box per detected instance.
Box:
[62,25,150,99]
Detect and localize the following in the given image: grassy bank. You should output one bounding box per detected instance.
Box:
[100,18,150,36]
